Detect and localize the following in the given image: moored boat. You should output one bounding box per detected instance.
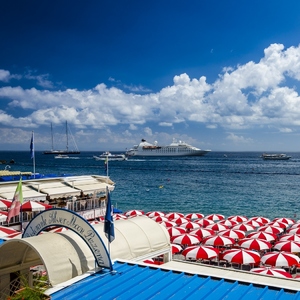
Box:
[54,154,70,159]
[93,151,127,161]
[261,153,291,160]
[126,138,211,157]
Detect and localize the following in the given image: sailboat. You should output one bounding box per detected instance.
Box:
[43,121,80,155]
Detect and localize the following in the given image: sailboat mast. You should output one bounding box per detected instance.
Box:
[66,120,69,151]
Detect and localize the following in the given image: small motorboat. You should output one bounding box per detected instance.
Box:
[93,152,127,161]
[54,154,70,159]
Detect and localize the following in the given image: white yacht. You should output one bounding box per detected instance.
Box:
[126,139,211,157]
[93,152,127,161]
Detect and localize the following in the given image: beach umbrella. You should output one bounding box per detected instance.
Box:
[21,201,52,212]
[185,213,204,220]
[171,243,183,254]
[179,221,201,231]
[159,220,177,228]
[2,231,22,239]
[218,229,246,240]
[146,211,165,218]
[273,217,295,226]
[231,223,255,232]
[125,209,144,217]
[206,223,229,232]
[268,221,288,229]
[173,217,189,226]
[171,233,201,246]
[205,214,225,222]
[287,227,300,235]
[279,234,300,242]
[203,235,235,247]
[151,216,169,223]
[247,231,277,242]
[244,220,263,228]
[222,248,261,265]
[143,259,156,265]
[113,214,127,221]
[195,218,214,228]
[0,225,19,238]
[167,227,186,237]
[0,211,8,222]
[165,212,184,220]
[273,241,300,252]
[258,225,284,235]
[261,251,300,267]
[218,219,239,228]
[0,199,12,210]
[250,267,293,278]
[238,238,272,251]
[182,245,219,260]
[89,220,101,225]
[227,215,248,223]
[288,223,300,230]
[249,216,270,224]
[189,228,215,239]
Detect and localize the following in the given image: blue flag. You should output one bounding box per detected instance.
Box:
[104,187,115,242]
[30,132,34,159]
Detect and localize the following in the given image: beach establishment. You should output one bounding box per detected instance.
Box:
[0,214,300,299]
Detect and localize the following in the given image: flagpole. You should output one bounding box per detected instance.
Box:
[31,131,36,178]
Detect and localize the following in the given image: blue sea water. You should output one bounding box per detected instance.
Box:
[1,151,300,221]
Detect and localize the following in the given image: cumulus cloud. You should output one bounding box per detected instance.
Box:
[1,43,300,149]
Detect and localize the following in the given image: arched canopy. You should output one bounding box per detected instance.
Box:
[0,216,170,286]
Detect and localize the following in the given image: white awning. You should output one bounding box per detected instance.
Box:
[0,184,47,201]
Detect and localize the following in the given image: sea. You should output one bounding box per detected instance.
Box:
[1,151,300,221]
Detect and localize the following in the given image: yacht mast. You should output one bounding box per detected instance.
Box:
[66,120,69,152]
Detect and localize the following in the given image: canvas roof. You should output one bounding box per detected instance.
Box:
[0,216,170,286]
[0,183,46,201]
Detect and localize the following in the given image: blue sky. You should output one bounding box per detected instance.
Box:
[1,1,300,152]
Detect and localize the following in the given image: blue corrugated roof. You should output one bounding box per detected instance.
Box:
[50,261,300,300]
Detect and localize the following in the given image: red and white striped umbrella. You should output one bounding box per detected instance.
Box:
[146,211,165,218]
[21,201,52,211]
[206,223,229,232]
[288,223,300,230]
[218,219,239,228]
[195,218,214,228]
[0,199,12,210]
[0,211,8,222]
[165,212,184,220]
[205,214,225,222]
[151,216,169,223]
[189,228,215,239]
[287,227,300,235]
[171,243,183,254]
[49,227,68,233]
[143,259,156,264]
[268,221,288,229]
[3,231,22,239]
[179,221,201,231]
[89,220,101,225]
[249,216,270,224]
[279,234,300,242]
[244,220,263,228]
[222,248,261,265]
[0,225,19,237]
[273,240,300,252]
[203,235,235,247]
[185,213,204,220]
[238,238,272,251]
[231,223,255,232]
[247,231,277,242]
[273,217,295,226]
[173,217,189,226]
[258,225,284,235]
[261,251,300,267]
[182,245,219,260]
[250,267,293,278]
[218,229,246,240]
[167,227,186,237]
[113,214,127,221]
[159,220,177,228]
[125,209,144,217]
[171,233,201,246]
[227,215,248,223]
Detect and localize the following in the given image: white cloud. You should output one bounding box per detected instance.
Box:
[226,133,253,144]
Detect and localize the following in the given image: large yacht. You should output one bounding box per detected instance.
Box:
[126,139,211,157]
